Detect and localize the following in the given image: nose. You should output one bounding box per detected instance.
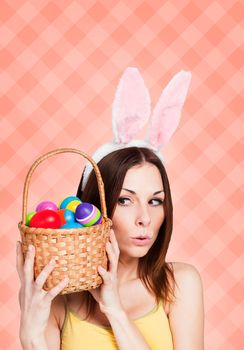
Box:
[135,205,151,228]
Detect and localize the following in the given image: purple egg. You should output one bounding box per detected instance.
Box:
[36,201,58,212]
[94,216,102,225]
[75,202,102,227]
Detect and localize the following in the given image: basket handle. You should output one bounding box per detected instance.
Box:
[21,148,108,224]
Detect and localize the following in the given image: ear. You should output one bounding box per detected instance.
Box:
[148,70,192,150]
[112,67,151,144]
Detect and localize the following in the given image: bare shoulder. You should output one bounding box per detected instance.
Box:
[170,262,203,313]
[50,292,84,329]
[164,262,203,312]
[50,294,66,329]
[44,295,67,348]
[172,261,203,286]
[167,262,205,348]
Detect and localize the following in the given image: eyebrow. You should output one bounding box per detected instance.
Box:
[122,188,164,195]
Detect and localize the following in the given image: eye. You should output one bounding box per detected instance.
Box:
[117,197,132,206]
[149,198,164,206]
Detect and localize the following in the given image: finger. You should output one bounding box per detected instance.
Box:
[16,241,24,281]
[108,231,120,265]
[23,244,35,287]
[97,266,110,284]
[44,277,69,302]
[34,258,56,291]
[105,242,118,274]
[109,230,120,256]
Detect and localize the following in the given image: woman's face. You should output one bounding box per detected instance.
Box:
[112,162,165,258]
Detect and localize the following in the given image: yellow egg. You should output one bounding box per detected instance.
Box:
[66,200,82,213]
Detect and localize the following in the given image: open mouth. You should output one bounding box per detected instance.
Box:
[133,235,151,240]
[131,236,151,246]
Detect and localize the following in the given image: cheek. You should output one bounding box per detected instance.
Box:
[112,207,136,236]
[113,204,134,220]
[111,207,127,231]
[151,207,165,228]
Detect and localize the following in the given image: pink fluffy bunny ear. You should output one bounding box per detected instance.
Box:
[148,70,192,150]
[112,67,151,144]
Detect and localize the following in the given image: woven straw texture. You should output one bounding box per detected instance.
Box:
[18,221,111,293]
[18,148,112,293]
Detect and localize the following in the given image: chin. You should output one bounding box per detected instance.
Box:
[122,246,150,258]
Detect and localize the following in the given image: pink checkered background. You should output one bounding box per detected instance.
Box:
[0,1,243,349]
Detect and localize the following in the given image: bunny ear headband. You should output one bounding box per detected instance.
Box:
[81,67,192,191]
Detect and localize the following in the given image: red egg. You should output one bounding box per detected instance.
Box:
[30,210,61,229]
[57,209,66,226]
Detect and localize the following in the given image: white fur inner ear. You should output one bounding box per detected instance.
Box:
[112,67,151,144]
[148,70,192,150]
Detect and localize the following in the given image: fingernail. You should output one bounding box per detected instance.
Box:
[50,258,56,265]
[28,244,33,252]
[63,277,69,283]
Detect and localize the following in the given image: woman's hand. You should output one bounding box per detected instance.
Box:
[89,229,123,315]
[16,241,69,344]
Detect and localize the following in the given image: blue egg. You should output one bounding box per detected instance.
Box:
[59,196,81,209]
[61,222,83,229]
[63,209,75,223]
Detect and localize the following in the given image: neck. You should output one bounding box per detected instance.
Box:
[117,254,139,286]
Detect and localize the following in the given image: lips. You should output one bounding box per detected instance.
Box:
[130,236,151,246]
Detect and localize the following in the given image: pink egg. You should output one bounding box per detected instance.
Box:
[36,201,58,212]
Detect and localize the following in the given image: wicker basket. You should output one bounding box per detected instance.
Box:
[18,148,112,294]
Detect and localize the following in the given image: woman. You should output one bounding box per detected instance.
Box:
[17,67,204,349]
[17,147,204,350]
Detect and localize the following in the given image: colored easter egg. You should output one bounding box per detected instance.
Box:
[94,216,102,225]
[66,200,82,213]
[75,203,102,227]
[30,210,61,229]
[59,196,81,209]
[57,209,75,225]
[26,211,36,226]
[64,209,75,223]
[36,201,58,212]
[61,222,83,229]
[57,209,66,225]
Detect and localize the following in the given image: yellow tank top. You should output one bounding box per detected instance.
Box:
[61,298,173,350]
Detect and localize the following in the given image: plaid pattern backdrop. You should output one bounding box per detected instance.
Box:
[0,1,243,349]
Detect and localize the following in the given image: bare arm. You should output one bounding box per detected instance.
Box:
[169,263,205,350]
[21,317,60,350]
[17,242,69,350]
[20,298,63,350]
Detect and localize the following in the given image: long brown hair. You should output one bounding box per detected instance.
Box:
[77,147,176,318]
